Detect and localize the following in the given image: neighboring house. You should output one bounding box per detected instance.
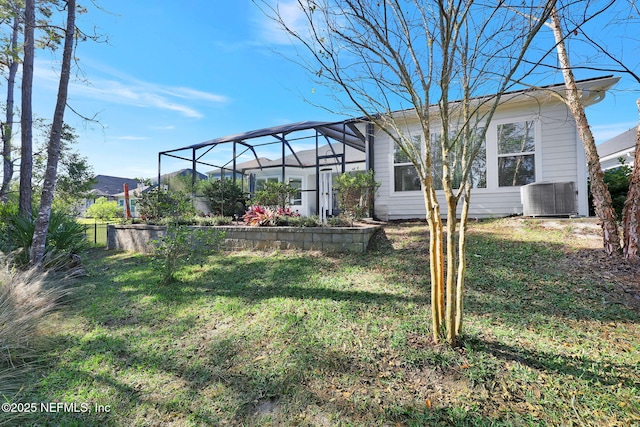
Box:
[79,175,140,217]
[159,75,620,220]
[597,128,636,170]
[113,169,208,217]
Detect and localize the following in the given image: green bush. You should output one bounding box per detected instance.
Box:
[201,179,245,216]
[327,215,354,227]
[275,215,321,227]
[252,181,298,209]
[194,215,234,226]
[137,187,195,221]
[334,170,380,219]
[604,162,632,219]
[0,208,89,269]
[85,196,123,220]
[152,225,225,285]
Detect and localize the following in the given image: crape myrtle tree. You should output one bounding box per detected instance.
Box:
[259,0,555,346]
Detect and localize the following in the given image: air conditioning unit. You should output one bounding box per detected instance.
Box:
[521,181,577,217]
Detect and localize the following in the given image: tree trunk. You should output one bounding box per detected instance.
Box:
[0,14,20,203]
[30,0,76,267]
[424,183,444,344]
[622,99,640,263]
[455,184,471,336]
[19,0,35,217]
[549,6,620,255]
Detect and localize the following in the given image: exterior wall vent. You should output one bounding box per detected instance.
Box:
[520,182,577,217]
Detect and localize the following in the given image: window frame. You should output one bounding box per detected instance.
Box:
[288,176,303,206]
[493,118,540,189]
[392,135,422,193]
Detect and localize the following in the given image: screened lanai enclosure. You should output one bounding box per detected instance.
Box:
[158,120,374,218]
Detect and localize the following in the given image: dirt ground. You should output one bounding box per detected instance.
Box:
[507,218,640,311]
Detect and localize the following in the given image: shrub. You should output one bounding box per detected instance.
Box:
[276,215,321,227]
[334,170,380,219]
[85,197,123,221]
[194,215,234,226]
[1,208,89,269]
[252,181,298,209]
[327,215,355,227]
[137,187,195,221]
[152,225,225,285]
[201,179,246,216]
[604,162,632,219]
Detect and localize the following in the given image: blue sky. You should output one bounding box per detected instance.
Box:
[24,1,640,178]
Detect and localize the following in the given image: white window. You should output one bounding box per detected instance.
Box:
[288,177,302,205]
[393,137,422,192]
[497,120,536,187]
[394,131,486,192]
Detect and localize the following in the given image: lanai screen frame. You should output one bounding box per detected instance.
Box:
[157,119,375,215]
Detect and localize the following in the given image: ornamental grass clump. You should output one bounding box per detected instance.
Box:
[0,255,69,398]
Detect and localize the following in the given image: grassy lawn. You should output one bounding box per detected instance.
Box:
[6,219,640,426]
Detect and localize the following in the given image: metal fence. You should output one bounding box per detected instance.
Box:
[82,222,113,247]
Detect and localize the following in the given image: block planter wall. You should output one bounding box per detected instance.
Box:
[107,224,382,254]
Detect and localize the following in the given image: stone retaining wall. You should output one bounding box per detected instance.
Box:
[107,224,381,254]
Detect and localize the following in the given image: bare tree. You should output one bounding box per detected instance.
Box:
[259,0,554,346]
[30,0,76,267]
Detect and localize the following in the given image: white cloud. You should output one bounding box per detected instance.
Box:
[32,60,229,119]
[256,0,310,45]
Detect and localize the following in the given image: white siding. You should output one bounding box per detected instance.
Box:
[372,99,587,220]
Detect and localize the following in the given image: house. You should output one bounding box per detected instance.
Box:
[112,169,209,217]
[367,75,620,220]
[159,75,620,220]
[79,175,141,217]
[597,128,636,170]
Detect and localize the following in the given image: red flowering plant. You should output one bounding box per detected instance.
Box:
[242,205,278,226]
[276,207,300,217]
[243,205,301,226]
